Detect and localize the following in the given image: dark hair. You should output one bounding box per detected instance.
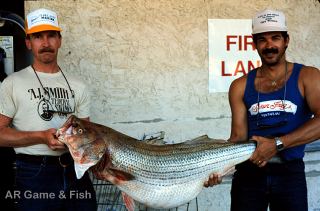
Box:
[252,31,289,45]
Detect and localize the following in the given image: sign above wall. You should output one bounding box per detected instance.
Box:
[208,19,261,93]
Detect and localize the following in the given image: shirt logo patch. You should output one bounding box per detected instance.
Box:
[249,100,297,115]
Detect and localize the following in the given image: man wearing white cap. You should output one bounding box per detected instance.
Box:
[0,8,97,210]
[205,9,320,211]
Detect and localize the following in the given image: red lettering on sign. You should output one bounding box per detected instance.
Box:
[234,61,246,76]
[244,35,255,50]
[226,35,255,51]
[226,35,237,51]
[221,61,232,76]
[220,60,261,76]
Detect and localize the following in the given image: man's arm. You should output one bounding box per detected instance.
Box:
[281,66,320,147]
[0,114,65,150]
[228,76,249,143]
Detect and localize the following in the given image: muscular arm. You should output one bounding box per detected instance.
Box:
[228,76,248,143]
[281,66,320,148]
[0,114,65,150]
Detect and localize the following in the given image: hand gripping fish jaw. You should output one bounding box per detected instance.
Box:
[56,115,106,179]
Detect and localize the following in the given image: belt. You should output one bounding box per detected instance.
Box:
[16,153,73,167]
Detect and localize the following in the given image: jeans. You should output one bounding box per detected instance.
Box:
[14,157,97,211]
[231,159,307,211]
[0,147,15,211]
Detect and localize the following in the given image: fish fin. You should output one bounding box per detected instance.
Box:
[222,166,236,177]
[143,138,167,145]
[184,135,227,145]
[217,166,236,178]
[141,131,166,145]
[211,139,228,143]
[108,168,135,181]
[122,192,135,211]
[191,135,210,142]
[74,161,96,179]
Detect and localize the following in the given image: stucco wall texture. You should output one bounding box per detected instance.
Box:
[25,0,320,210]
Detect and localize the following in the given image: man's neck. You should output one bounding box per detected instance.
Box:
[32,63,60,73]
[262,59,287,72]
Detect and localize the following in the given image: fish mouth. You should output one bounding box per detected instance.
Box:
[65,125,73,135]
[56,125,73,143]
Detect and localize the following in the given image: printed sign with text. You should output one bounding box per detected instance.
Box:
[208,19,261,92]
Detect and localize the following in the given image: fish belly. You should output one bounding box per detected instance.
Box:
[118,180,204,209]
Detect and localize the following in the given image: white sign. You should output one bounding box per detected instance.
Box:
[208,19,261,92]
[0,36,14,76]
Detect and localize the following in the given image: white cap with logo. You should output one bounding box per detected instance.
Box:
[252,9,287,34]
[25,8,62,35]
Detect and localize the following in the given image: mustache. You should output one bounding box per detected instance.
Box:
[39,47,54,54]
[262,48,278,54]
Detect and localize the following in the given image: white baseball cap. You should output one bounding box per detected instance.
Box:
[252,9,287,34]
[25,8,61,34]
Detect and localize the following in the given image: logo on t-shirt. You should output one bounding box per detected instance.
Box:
[29,86,74,121]
[38,98,54,121]
[248,100,297,116]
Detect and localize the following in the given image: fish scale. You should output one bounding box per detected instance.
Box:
[110,141,255,186]
[57,115,256,209]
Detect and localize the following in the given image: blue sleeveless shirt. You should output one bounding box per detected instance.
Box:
[244,63,312,160]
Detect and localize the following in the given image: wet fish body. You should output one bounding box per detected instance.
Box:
[57,116,255,209]
[100,138,255,208]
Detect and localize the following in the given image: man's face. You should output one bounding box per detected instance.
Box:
[254,31,289,66]
[42,102,49,111]
[26,31,61,65]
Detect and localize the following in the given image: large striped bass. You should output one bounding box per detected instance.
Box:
[56,115,256,210]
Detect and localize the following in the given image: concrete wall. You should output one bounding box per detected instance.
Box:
[25,0,320,210]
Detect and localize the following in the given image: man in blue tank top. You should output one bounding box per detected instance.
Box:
[204,9,320,211]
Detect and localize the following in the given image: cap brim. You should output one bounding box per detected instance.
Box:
[252,27,287,35]
[26,24,61,34]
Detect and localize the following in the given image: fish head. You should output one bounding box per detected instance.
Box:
[56,115,106,178]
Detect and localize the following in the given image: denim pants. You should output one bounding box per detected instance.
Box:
[0,147,15,211]
[231,159,307,211]
[14,156,97,211]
